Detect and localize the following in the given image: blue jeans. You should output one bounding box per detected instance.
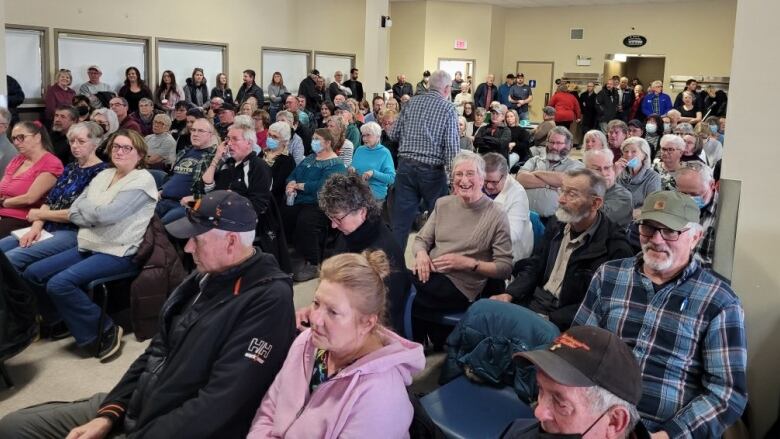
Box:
[391,158,448,251]
[24,248,136,346]
[0,229,78,271]
[155,198,187,224]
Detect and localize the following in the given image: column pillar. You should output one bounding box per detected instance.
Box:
[362,0,389,98]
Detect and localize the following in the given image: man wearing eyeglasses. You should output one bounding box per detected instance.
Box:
[500,168,632,330]
[109,96,142,134]
[573,191,747,439]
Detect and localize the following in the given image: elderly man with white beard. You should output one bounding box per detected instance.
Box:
[499,168,632,330]
[573,191,747,439]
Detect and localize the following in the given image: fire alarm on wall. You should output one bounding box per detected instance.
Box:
[381,16,392,28]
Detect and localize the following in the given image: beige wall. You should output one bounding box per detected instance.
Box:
[722,0,780,435]
[5,0,367,90]
[388,1,426,86]
[501,0,737,91]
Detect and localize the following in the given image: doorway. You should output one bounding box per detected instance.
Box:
[603,54,666,90]
[438,58,475,86]
[515,61,554,123]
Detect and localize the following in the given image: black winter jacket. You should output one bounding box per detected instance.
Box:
[98,251,296,438]
[236,83,265,106]
[596,87,618,123]
[507,213,633,330]
[183,78,209,108]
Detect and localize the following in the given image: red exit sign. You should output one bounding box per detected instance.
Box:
[454,39,468,50]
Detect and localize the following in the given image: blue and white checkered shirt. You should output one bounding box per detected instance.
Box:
[573,256,747,439]
[391,91,459,176]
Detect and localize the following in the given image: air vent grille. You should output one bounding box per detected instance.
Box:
[571,28,584,40]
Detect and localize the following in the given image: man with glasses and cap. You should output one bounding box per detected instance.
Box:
[0,190,296,438]
[573,191,747,438]
[503,325,649,438]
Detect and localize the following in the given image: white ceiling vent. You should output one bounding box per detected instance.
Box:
[570,28,584,40]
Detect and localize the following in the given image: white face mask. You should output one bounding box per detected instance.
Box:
[645,124,657,134]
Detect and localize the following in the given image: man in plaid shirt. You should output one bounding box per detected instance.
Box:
[573,191,746,438]
[389,69,459,251]
[675,163,719,269]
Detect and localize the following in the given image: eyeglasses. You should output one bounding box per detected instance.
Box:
[111,143,135,154]
[109,102,126,108]
[11,133,32,143]
[557,187,591,199]
[660,147,679,153]
[484,174,505,186]
[637,223,689,241]
[327,210,355,225]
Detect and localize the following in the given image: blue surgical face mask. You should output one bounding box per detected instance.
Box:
[709,124,718,134]
[691,195,707,209]
[645,123,657,134]
[266,137,280,150]
[311,139,323,153]
[627,157,641,169]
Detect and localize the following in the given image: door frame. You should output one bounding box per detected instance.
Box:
[515,60,555,105]
[438,57,477,81]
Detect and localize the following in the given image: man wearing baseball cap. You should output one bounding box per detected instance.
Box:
[78,65,112,103]
[0,191,296,438]
[503,325,649,438]
[573,191,747,438]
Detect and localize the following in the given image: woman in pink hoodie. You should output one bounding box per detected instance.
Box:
[247,250,425,439]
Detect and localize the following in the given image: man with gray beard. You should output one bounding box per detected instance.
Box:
[499,169,632,330]
[573,191,747,438]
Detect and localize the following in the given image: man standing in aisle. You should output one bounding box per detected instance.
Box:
[390,70,459,251]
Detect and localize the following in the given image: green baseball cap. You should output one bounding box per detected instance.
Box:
[638,190,700,231]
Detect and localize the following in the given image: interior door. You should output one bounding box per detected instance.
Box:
[515,61,554,123]
[438,58,475,83]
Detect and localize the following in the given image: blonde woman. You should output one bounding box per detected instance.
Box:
[44,69,76,125]
[454,81,474,115]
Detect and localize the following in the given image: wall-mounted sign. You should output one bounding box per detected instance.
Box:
[623,35,647,48]
[454,39,468,50]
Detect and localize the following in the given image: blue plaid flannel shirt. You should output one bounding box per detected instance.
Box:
[573,256,747,439]
[390,91,460,177]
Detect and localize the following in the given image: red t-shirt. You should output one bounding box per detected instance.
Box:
[0,153,64,220]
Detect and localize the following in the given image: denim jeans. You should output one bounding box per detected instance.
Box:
[155,198,187,224]
[0,229,78,272]
[24,248,137,346]
[391,159,448,251]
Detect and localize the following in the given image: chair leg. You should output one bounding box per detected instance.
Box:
[94,284,109,358]
[0,362,13,388]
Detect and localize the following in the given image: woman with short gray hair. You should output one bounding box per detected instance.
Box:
[653,134,686,190]
[412,150,513,347]
[351,122,395,203]
[265,121,297,208]
[616,137,661,216]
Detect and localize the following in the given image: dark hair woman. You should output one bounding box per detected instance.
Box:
[117,66,153,114]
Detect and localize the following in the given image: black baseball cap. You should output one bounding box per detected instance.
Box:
[166,190,258,239]
[514,326,642,405]
[219,102,236,113]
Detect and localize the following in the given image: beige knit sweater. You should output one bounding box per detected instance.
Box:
[413,195,513,300]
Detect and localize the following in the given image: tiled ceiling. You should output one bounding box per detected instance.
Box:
[391,0,701,7]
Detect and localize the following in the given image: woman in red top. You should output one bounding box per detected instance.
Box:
[548,84,581,128]
[253,109,270,149]
[0,121,64,237]
[44,69,76,126]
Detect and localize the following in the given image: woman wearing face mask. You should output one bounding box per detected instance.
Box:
[614,137,661,219]
[247,250,424,438]
[89,108,119,160]
[282,128,347,282]
[264,121,297,209]
[643,114,664,156]
[71,95,93,122]
[700,116,723,168]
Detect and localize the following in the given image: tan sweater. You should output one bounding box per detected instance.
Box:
[413,195,513,300]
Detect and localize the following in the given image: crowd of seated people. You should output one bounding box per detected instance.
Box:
[0,62,743,438]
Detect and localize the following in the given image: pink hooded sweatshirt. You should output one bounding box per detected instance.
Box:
[247,327,425,438]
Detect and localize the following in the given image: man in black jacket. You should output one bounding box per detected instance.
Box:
[596,78,619,132]
[342,68,364,102]
[392,74,414,102]
[298,69,321,115]
[0,191,296,439]
[579,82,598,132]
[6,75,25,127]
[495,169,632,330]
[236,69,265,107]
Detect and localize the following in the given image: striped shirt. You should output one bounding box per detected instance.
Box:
[391,91,459,176]
[573,256,747,439]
